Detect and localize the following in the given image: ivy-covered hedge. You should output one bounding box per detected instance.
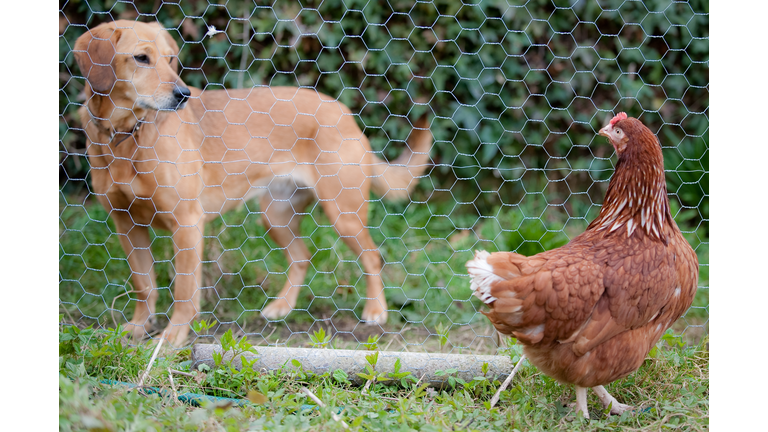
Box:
[59,0,708,228]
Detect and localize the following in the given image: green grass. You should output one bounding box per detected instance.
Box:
[59,324,708,431]
[59,192,708,350]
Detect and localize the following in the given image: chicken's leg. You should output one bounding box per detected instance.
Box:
[574,386,590,419]
[592,385,632,415]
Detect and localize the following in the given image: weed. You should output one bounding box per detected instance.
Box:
[387,358,418,387]
[309,327,332,349]
[191,318,217,336]
[362,334,380,351]
[356,351,391,387]
[435,322,450,353]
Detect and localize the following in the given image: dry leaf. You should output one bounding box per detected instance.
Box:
[181,19,200,40]
[193,371,206,385]
[247,390,268,404]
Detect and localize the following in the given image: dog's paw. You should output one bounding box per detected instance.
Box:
[155,323,191,348]
[261,298,293,321]
[361,303,388,325]
[127,317,154,342]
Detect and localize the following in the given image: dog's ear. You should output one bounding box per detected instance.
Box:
[161,29,181,72]
[74,23,122,94]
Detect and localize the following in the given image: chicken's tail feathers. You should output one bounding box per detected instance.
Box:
[467,250,504,304]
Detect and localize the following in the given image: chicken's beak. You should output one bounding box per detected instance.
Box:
[598,124,612,138]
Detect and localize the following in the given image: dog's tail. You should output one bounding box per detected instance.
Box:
[370,114,433,201]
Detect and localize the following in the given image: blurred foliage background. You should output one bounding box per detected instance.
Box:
[58,0,708,346]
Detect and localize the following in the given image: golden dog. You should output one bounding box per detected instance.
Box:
[73,20,432,346]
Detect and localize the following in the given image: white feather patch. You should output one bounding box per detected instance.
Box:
[627,218,636,236]
[616,199,627,213]
[466,250,505,304]
[520,324,545,339]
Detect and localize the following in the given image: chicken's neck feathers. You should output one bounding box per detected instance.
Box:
[589,145,672,243]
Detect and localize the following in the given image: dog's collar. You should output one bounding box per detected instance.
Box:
[85,108,148,147]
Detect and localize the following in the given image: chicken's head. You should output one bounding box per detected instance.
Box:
[599,112,630,153]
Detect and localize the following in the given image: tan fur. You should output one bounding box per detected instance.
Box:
[73,20,432,347]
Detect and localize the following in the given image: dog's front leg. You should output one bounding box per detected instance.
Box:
[112,213,159,342]
[161,221,204,347]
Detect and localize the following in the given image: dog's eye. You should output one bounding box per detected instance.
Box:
[133,54,150,64]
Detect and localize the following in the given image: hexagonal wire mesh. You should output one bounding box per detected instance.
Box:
[59,0,708,355]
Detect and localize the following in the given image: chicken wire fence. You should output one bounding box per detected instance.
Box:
[58,0,709,353]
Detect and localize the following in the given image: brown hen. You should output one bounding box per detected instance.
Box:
[467,113,698,419]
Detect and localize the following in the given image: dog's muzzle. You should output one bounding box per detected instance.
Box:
[173,85,191,109]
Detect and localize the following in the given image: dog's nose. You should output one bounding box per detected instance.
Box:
[173,85,191,103]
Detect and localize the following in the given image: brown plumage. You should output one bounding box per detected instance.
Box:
[467,113,698,418]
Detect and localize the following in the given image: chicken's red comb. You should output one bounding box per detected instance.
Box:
[609,112,628,126]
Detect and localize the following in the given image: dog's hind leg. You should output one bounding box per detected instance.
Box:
[260,184,314,321]
[315,176,388,326]
[112,213,159,342]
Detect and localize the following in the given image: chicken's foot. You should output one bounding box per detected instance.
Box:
[592,385,633,415]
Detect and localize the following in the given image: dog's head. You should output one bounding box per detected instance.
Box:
[74,20,190,111]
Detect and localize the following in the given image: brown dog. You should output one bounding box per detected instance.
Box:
[73,20,432,347]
